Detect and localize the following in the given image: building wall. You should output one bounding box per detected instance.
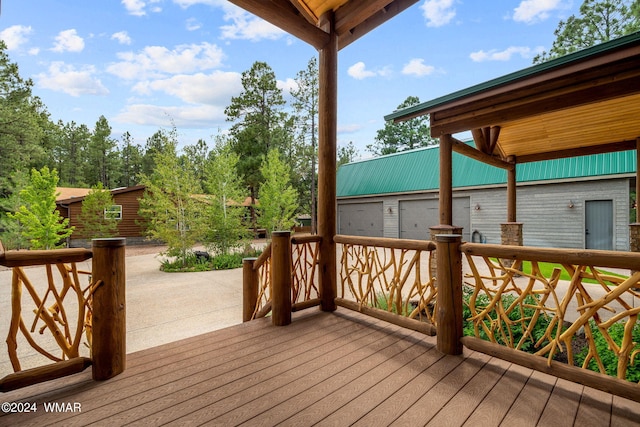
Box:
[61,187,148,247]
[337,177,631,251]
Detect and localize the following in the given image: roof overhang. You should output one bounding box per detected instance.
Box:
[228,0,419,50]
[385,31,640,163]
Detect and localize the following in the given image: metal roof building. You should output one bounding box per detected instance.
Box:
[337,146,636,250]
[338,145,636,197]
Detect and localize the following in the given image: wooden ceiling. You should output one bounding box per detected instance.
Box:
[387,32,640,164]
[228,0,419,50]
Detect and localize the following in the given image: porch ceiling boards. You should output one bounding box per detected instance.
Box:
[385,32,640,164]
[227,0,419,49]
[3,309,639,426]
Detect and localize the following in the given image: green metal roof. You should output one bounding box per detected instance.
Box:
[384,31,640,123]
[337,146,636,197]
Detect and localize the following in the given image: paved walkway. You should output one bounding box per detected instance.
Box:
[0,250,245,376]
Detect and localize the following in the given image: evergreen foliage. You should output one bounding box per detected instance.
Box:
[368,96,435,156]
[534,0,640,63]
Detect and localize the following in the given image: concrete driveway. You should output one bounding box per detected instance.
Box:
[0,249,245,376]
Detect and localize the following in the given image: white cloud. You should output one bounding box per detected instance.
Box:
[402,58,435,77]
[131,71,241,104]
[513,0,563,23]
[219,8,285,41]
[277,78,298,96]
[186,18,202,31]
[112,31,132,45]
[52,29,85,53]
[122,0,162,16]
[0,25,33,50]
[338,123,363,134]
[36,62,109,96]
[347,62,378,80]
[421,0,456,28]
[113,103,227,128]
[107,42,225,80]
[469,45,544,62]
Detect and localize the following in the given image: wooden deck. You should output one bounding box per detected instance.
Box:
[2,308,639,426]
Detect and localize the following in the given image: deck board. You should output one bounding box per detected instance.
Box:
[2,308,639,426]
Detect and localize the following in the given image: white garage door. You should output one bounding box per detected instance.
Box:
[338,202,384,237]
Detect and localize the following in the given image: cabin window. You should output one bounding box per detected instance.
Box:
[105,205,123,220]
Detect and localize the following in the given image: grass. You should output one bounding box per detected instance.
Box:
[494,259,628,285]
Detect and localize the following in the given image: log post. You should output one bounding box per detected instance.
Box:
[271,231,292,326]
[435,234,463,355]
[242,257,259,322]
[91,238,126,380]
[439,134,453,226]
[317,10,338,312]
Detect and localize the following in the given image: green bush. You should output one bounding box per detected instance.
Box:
[575,320,640,382]
[160,247,263,272]
[462,287,557,353]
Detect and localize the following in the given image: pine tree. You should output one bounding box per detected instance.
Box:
[225,61,289,225]
[367,96,435,156]
[534,0,640,63]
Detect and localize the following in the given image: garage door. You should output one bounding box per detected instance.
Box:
[338,202,384,237]
[399,197,470,241]
[399,199,438,240]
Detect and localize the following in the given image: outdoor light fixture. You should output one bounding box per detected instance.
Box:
[568,200,575,208]
[474,203,481,210]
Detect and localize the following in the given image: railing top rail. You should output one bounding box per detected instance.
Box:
[252,242,272,271]
[461,242,640,270]
[0,247,93,268]
[291,234,322,245]
[334,234,436,251]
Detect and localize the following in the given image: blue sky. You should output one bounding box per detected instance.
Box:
[0,1,579,158]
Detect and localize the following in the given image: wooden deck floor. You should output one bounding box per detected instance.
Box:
[2,308,640,426]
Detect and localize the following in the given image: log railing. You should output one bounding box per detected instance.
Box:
[0,238,126,392]
[334,234,437,336]
[455,239,640,402]
[243,232,321,323]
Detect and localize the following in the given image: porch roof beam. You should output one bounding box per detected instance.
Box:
[452,137,514,170]
[516,139,638,163]
[336,0,419,49]
[227,0,330,50]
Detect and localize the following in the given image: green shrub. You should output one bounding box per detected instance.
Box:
[462,287,557,353]
[160,247,263,272]
[575,320,640,382]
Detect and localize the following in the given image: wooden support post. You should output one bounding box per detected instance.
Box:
[242,257,258,322]
[271,231,292,326]
[507,155,516,223]
[317,10,338,312]
[91,238,126,381]
[435,234,463,355]
[439,134,453,226]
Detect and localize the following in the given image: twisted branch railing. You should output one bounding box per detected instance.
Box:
[244,233,321,322]
[334,235,437,335]
[1,239,126,392]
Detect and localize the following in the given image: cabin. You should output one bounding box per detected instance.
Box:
[1,2,640,425]
[337,146,636,250]
[56,185,148,247]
